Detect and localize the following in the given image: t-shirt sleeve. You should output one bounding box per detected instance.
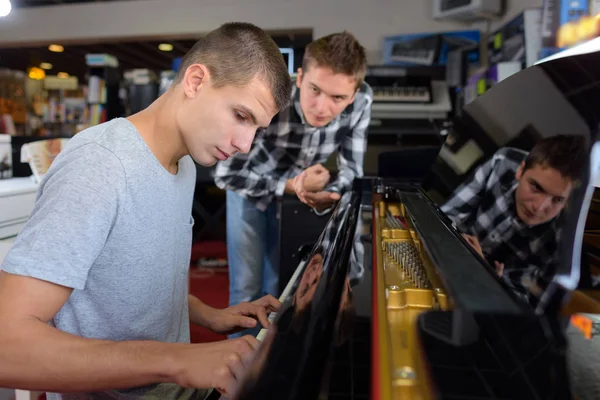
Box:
[0,142,126,290]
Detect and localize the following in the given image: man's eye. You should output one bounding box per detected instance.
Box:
[311,87,319,93]
[235,112,246,121]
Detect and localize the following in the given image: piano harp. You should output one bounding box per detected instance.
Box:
[228,44,600,399]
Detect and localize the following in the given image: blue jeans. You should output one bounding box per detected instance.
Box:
[226,190,279,337]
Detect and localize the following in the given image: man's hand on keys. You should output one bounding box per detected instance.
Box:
[207,295,281,335]
[173,335,258,397]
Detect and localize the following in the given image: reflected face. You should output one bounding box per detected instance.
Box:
[296,65,357,127]
[515,163,573,226]
[178,72,277,166]
[294,253,324,309]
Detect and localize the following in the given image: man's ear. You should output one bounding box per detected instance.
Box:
[296,68,303,89]
[515,162,525,180]
[182,64,209,99]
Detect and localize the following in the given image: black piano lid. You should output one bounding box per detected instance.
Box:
[419,42,600,316]
[229,190,362,400]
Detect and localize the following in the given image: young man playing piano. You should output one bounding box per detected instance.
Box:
[0,23,292,399]
[440,134,586,302]
[214,31,373,329]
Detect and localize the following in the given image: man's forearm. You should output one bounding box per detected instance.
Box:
[188,294,217,329]
[0,318,183,393]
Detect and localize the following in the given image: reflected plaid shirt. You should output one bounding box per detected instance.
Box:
[214,79,373,211]
[440,147,561,302]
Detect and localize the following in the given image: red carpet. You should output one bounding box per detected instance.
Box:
[190,240,227,261]
[188,266,229,343]
[189,241,230,343]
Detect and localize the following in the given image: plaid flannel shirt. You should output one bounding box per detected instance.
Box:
[214,78,373,212]
[440,147,561,302]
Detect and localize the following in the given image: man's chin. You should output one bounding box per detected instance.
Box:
[190,154,218,167]
[307,117,331,127]
[517,212,546,226]
[517,211,533,225]
[205,158,219,167]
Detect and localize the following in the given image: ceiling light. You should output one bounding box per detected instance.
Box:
[158,43,173,52]
[49,44,64,53]
[28,67,45,81]
[0,0,11,18]
[57,72,69,79]
[40,62,53,70]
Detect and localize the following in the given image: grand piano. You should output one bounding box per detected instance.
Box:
[225,41,600,400]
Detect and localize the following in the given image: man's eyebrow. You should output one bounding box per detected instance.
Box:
[529,178,565,199]
[308,81,350,99]
[236,104,267,128]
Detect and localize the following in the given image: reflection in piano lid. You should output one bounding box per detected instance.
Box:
[229,190,362,400]
[421,50,600,308]
[371,52,599,392]
[229,43,600,400]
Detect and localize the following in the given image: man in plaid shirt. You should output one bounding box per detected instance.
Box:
[440,135,586,303]
[214,31,372,328]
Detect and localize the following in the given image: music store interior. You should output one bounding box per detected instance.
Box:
[1,0,600,399]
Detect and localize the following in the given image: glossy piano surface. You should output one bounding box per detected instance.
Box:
[230,44,600,400]
[229,188,364,400]
[372,187,571,399]
[373,45,600,400]
[420,48,600,312]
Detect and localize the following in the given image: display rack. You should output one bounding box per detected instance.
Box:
[85,54,123,126]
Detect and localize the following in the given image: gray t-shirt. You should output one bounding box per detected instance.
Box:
[1,118,210,399]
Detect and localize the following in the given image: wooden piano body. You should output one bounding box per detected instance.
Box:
[226,44,600,399]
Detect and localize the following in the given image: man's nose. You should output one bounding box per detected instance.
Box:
[533,195,552,213]
[232,130,254,154]
[315,95,328,114]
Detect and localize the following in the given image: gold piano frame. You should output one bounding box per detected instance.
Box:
[372,197,449,400]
